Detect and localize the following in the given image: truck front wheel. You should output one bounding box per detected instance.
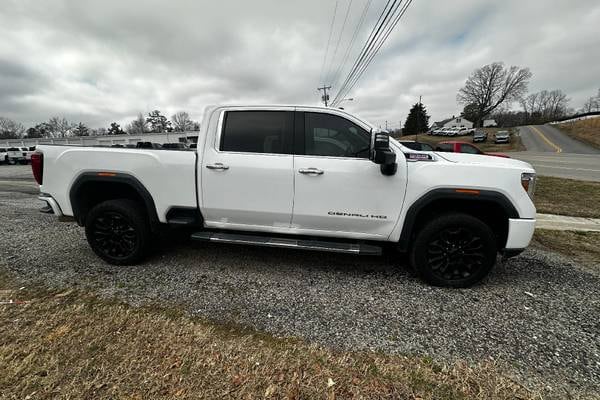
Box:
[410,213,497,288]
[85,199,150,265]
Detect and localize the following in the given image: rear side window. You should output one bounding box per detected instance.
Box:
[221,111,293,154]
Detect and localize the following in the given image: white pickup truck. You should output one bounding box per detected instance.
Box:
[32,105,537,287]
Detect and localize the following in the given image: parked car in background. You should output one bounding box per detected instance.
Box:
[162,143,189,150]
[0,147,8,164]
[399,141,434,151]
[7,147,27,164]
[19,147,32,163]
[435,141,510,158]
[473,131,488,143]
[136,142,162,149]
[494,131,511,144]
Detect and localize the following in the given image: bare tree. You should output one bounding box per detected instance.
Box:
[171,111,195,132]
[0,117,25,139]
[47,116,72,138]
[457,62,532,126]
[126,113,148,134]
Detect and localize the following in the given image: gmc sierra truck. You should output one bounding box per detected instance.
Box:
[32,105,537,287]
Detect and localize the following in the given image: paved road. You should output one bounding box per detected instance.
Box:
[518,125,600,154]
[513,125,600,181]
[511,152,600,182]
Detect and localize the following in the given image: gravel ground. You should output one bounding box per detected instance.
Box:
[1,165,599,397]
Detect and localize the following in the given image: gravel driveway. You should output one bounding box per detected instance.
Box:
[1,165,599,397]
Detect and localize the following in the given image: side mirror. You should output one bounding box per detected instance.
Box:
[370,131,397,176]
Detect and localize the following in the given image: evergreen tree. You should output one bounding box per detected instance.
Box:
[403,102,430,135]
[73,122,89,136]
[107,122,125,135]
[146,110,172,133]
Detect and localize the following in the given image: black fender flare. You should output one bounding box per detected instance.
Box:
[69,172,160,230]
[397,188,519,251]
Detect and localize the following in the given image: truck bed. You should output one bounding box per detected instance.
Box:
[37,145,198,222]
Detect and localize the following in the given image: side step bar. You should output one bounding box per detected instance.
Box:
[191,232,382,255]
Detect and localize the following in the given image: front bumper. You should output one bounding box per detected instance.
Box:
[505,218,536,249]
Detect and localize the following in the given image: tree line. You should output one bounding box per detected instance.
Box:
[0,110,200,140]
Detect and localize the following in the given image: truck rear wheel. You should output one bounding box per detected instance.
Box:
[410,213,497,287]
[85,199,150,265]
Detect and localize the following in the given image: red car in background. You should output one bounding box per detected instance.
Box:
[435,141,510,158]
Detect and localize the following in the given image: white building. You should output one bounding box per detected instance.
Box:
[483,119,497,127]
[433,116,473,129]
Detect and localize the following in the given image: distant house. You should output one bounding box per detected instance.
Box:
[432,116,473,129]
[483,119,497,127]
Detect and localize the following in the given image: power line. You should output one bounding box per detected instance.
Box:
[318,1,339,86]
[331,0,414,106]
[330,0,397,104]
[329,0,373,92]
[323,0,354,85]
[334,0,413,104]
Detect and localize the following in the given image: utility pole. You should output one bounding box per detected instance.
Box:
[317,85,332,107]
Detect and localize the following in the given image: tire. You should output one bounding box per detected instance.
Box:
[410,213,497,288]
[85,199,150,265]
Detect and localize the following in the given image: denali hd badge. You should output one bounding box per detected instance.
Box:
[328,211,387,219]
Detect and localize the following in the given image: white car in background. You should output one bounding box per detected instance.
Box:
[6,147,27,164]
[21,147,33,163]
[0,147,8,164]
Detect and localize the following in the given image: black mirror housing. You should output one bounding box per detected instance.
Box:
[370,130,397,176]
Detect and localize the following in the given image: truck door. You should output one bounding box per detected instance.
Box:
[291,111,407,240]
[200,109,295,231]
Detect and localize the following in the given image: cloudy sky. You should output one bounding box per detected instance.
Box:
[1,0,599,129]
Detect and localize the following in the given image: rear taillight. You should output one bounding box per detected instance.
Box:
[31,152,43,185]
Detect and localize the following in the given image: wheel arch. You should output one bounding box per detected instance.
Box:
[397,188,519,252]
[69,172,160,231]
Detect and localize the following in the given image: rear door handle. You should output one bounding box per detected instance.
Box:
[299,168,324,175]
[206,163,229,170]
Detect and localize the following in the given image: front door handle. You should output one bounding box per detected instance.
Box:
[299,168,324,175]
[206,163,229,170]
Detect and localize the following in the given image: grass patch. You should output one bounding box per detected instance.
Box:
[0,279,535,400]
[533,229,600,267]
[398,128,525,153]
[555,118,600,149]
[534,176,600,218]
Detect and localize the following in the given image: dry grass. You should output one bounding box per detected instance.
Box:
[534,176,600,218]
[533,229,600,268]
[398,128,525,153]
[555,118,600,149]
[0,279,536,400]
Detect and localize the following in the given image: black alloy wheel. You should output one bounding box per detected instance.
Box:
[425,227,485,282]
[410,213,497,287]
[90,211,138,260]
[85,199,150,265]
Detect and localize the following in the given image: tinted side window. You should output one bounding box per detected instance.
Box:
[435,144,454,152]
[221,111,293,154]
[461,144,481,154]
[304,112,370,158]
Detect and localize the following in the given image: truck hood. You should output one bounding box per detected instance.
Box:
[435,151,535,172]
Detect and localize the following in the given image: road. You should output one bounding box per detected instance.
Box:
[513,125,600,182]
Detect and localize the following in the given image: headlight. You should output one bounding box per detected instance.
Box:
[521,172,536,199]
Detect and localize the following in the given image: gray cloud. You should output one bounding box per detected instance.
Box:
[0,0,598,129]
